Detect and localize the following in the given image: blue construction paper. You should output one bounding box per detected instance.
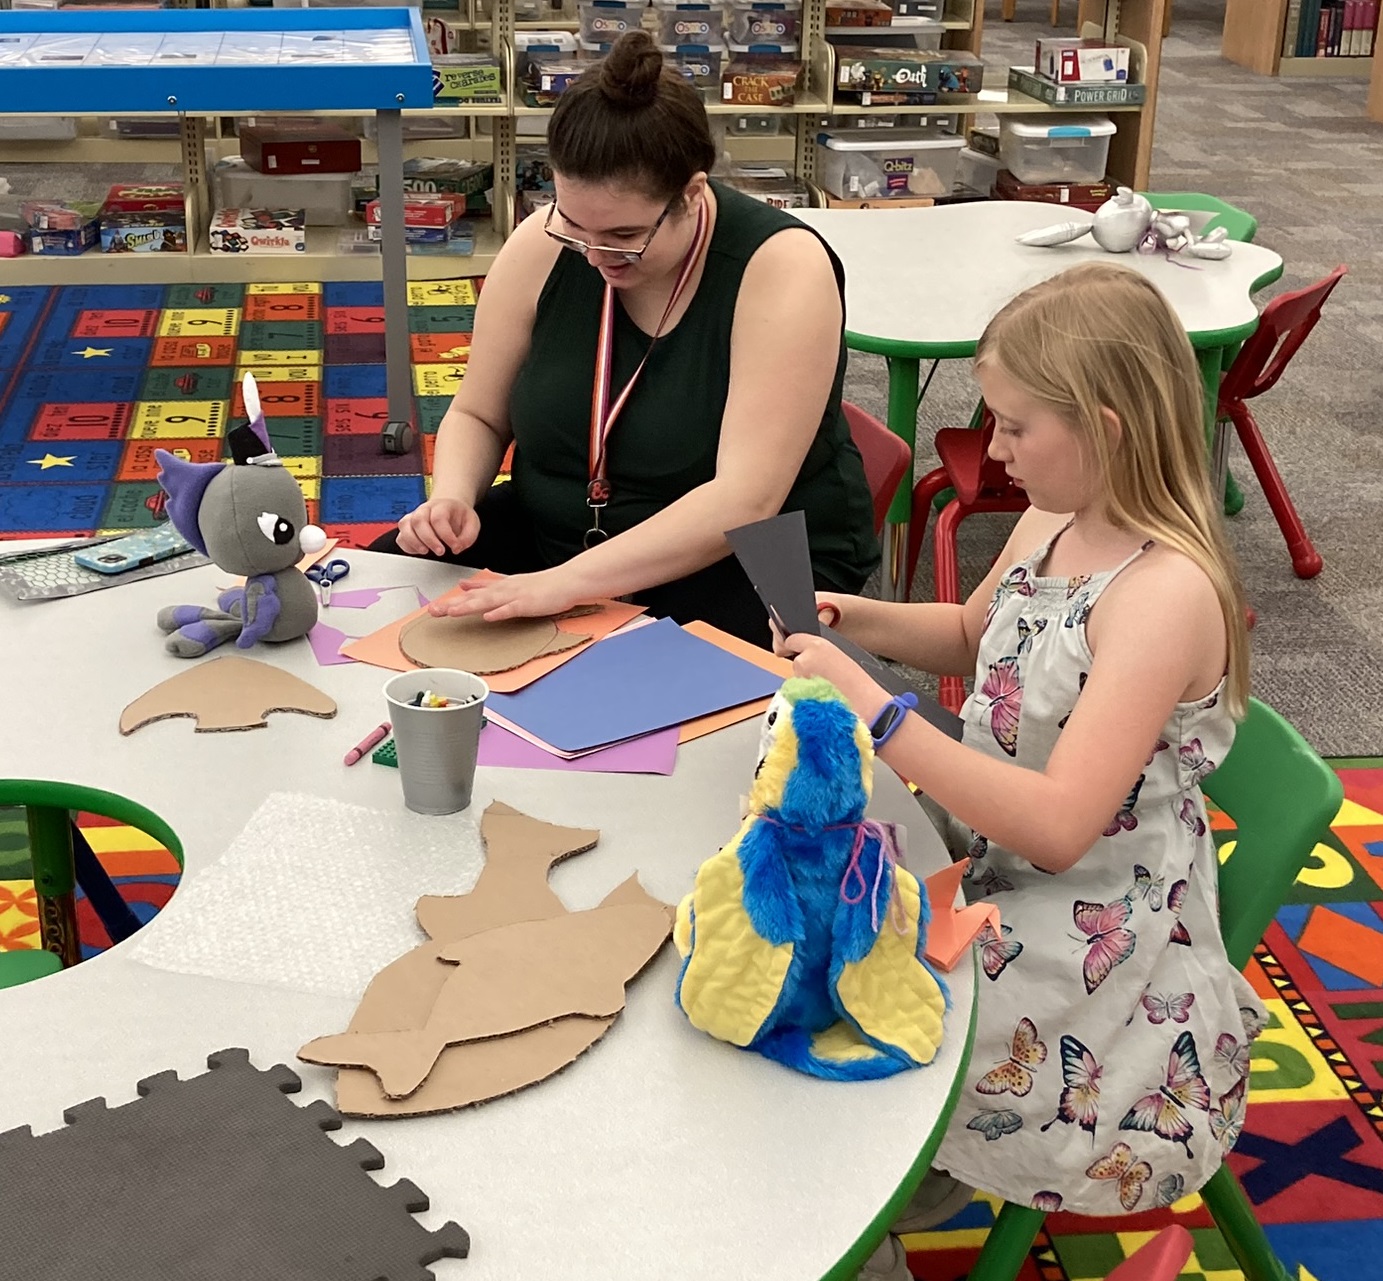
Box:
[486,617,784,753]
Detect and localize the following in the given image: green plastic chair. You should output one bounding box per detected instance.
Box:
[0,780,183,991]
[967,698,1344,1281]
[1144,192,1258,245]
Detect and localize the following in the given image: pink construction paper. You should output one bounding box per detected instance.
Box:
[478,720,678,775]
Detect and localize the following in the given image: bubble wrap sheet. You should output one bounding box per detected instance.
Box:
[126,793,486,999]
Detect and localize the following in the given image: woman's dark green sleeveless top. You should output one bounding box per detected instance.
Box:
[507,180,879,590]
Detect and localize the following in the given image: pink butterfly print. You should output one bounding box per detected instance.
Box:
[977,920,1023,981]
[1208,1076,1247,1150]
[1118,1030,1211,1158]
[1179,798,1207,838]
[1142,991,1195,1024]
[1167,878,1191,946]
[1085,1142,1151,1212]
[1066,574,1092,597]
[1040,1034,1102,1138]
[1031,1190,1064,1212]
[1058,671,1088,730]
[1132,863,1164,909]
[976,1016,1048,1097]
[1214,1031,1251,1078]
[981,655,1022,757]
[1104,777,1145,837]
[1179,738,1215,784]
[1071,898,1137,994]
[1146,738,1170,766]
[984,566,1036,628]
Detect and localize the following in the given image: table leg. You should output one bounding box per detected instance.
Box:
[880,356,921,602]
[1198,345,1246,517]
[27,805,79,969]
[375,107,413,429]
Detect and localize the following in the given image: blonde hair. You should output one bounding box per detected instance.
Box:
[976,262,1249,717]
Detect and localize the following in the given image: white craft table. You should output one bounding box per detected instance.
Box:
[794,202,1285,599]
[0,545,976,1281]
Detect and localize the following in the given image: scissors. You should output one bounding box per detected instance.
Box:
[306,557,350,606]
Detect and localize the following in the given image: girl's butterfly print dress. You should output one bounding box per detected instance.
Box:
[934,524,1265,1216]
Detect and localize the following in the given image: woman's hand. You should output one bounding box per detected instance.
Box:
[815,591,848,630]
[396,497,480,558]
[779,632,890,725]
[428,568,583,623]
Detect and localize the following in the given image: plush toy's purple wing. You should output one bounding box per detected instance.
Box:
[155,451,224,556]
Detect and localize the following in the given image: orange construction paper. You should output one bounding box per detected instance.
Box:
[678,620,790,744]
[922,857,1000,972]
[339,569,646,690]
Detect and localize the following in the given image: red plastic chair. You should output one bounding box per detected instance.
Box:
[1217,265,1346,579]
[905,407,1030,712]
[843,401,913,536]
[1106,1225,1194,1281]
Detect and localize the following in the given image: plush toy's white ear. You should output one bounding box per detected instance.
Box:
[242,371,262,425]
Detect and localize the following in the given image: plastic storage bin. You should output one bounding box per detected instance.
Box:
[660,43,725,92]
[815,129,963,199]
[215,158,354,227]
[654,0,725,46]
[579,0,646,44]
[998,114,1115,186]
[726,0,802,46]
[955,145,1001,196]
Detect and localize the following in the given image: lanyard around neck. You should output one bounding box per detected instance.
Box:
[585,197,711,536]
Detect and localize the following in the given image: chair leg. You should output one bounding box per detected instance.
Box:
[1050,0,1060,24]
[906,466,951,595]
[1002,0,1016,18]
[934,501,968,714]
[1227,402,1323,578]
[1201,1163,1293,1281]
[969,1202,1048,1281]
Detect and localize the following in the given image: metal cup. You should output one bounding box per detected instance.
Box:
[383,668,490,816]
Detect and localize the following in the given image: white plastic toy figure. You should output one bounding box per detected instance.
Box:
[1016,186,1233,260]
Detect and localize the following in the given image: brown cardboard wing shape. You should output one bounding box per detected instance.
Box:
[414,799,600,942]
[119,655,337,734]
[299,890,673,1099]
[398,608,597,675]
[305,873,672,1116]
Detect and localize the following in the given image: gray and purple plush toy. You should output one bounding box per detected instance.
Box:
[154,373,327,658]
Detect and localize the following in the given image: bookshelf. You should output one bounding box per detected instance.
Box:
[1223,0,1376,77]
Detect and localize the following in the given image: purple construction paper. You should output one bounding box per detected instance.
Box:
[486,616,784,754]
[307,621,354,666]
[329,585,426,610]
[477,721,678,774]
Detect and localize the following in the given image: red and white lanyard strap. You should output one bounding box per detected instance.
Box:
[585,197,710,549]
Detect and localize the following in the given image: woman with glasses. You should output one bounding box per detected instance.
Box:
[373,30,879,646]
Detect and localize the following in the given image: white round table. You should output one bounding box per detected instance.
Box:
[0,546,976,1281]
[794,201,1286,598]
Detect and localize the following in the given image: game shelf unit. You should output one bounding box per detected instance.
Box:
[1223,0,1377,77]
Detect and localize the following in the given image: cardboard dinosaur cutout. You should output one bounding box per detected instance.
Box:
[119,655,337,734]
[398,608,599,676]
[299,801,672,1117]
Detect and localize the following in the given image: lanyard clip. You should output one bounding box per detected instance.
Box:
[587,477,611,508]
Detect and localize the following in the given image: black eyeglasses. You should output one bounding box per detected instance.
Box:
[543,198,676,264]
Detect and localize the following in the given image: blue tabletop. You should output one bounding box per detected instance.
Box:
[0,9,433,114]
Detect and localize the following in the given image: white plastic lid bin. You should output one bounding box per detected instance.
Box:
[955,145,1001,197]
[579,0,647,44]
[815,130,964,199]
[726,0,803,47]
[654,0,726,46]
[998,114,1115,186]
[215,158,353,227]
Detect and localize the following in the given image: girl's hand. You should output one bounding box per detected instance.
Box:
[428,568,583,623]
[781,633,890,724]
[396,497,480,558]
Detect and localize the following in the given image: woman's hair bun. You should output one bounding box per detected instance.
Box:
[598,30,664,108]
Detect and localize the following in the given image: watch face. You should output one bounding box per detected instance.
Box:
[872,703,901,741]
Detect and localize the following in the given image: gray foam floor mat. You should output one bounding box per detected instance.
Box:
[0,1048,470,1280]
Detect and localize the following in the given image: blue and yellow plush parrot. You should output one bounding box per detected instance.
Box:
[674,677,948,1080]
